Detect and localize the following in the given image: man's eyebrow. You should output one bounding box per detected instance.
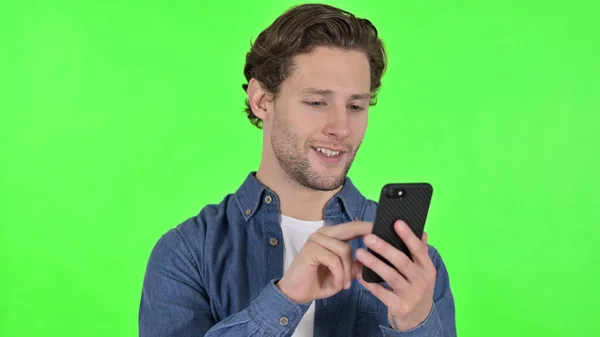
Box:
[349,93,372,100]
[300,88,334,96]
[299,87,371,100]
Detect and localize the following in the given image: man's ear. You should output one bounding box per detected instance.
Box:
[246,78,272,122]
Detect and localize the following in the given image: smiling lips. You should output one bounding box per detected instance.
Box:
[314,147,341,157]
[311,145,350,166]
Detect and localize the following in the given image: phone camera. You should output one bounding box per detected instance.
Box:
[386,188,406,199]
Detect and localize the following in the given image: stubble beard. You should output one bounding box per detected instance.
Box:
[270,113,359,192]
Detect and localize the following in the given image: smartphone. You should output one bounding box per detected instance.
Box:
[362,183,434,283]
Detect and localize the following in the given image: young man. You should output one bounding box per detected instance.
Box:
[139,4,456,337]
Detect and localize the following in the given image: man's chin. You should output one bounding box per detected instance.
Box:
[303,170,347,192]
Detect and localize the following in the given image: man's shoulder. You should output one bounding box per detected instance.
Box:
[175,193,240,237]
[149,193,241,263]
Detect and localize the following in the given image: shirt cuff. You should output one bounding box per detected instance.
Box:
[379,303,444,336]
[248,279,312,336]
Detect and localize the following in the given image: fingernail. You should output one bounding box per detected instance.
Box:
[364,234,376,245]
[356,249,366,258]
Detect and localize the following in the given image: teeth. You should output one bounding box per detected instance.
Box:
[316,147,341,157]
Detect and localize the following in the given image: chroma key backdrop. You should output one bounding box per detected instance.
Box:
[0,1,598,336]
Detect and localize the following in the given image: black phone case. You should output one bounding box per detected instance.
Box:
[362,183,433,283]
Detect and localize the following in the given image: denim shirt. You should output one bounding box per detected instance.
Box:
[139,173,456,337]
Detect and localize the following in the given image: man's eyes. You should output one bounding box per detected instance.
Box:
[304,101,326,107]
[303,101,365,112]
[348,105,365,112]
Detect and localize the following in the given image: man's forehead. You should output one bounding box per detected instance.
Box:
[285,70,372,98]
[282,49,371,94]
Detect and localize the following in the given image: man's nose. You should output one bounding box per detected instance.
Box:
[323,108,351,139]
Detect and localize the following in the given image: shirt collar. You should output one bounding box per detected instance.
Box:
[234,172,368,222]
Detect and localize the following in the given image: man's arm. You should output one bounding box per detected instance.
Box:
[138,229,311,337]
[378,247,457,337]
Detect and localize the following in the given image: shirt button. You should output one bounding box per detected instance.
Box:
[279,316,289,325]
[245,209,252,216]
[265,195,272,204]
[269,237,279,246]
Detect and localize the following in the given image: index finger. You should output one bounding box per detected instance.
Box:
[318,221,373,241]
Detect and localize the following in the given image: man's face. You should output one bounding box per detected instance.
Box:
[265,46,371,191]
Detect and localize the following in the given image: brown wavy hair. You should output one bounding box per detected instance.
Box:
[241,4,387,129]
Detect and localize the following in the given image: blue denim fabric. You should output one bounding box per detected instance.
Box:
[139,173,456,336]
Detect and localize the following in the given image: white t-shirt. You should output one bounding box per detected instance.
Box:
[280,214,325,337]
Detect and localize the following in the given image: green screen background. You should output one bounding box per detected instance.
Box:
[1,0,598,336]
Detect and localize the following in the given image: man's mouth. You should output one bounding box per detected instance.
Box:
[313,147,342,157]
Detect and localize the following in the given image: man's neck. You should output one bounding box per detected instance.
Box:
[255,166,342,221]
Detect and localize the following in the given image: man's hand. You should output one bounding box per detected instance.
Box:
[355,220,436,331]
[276,221,373,304]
